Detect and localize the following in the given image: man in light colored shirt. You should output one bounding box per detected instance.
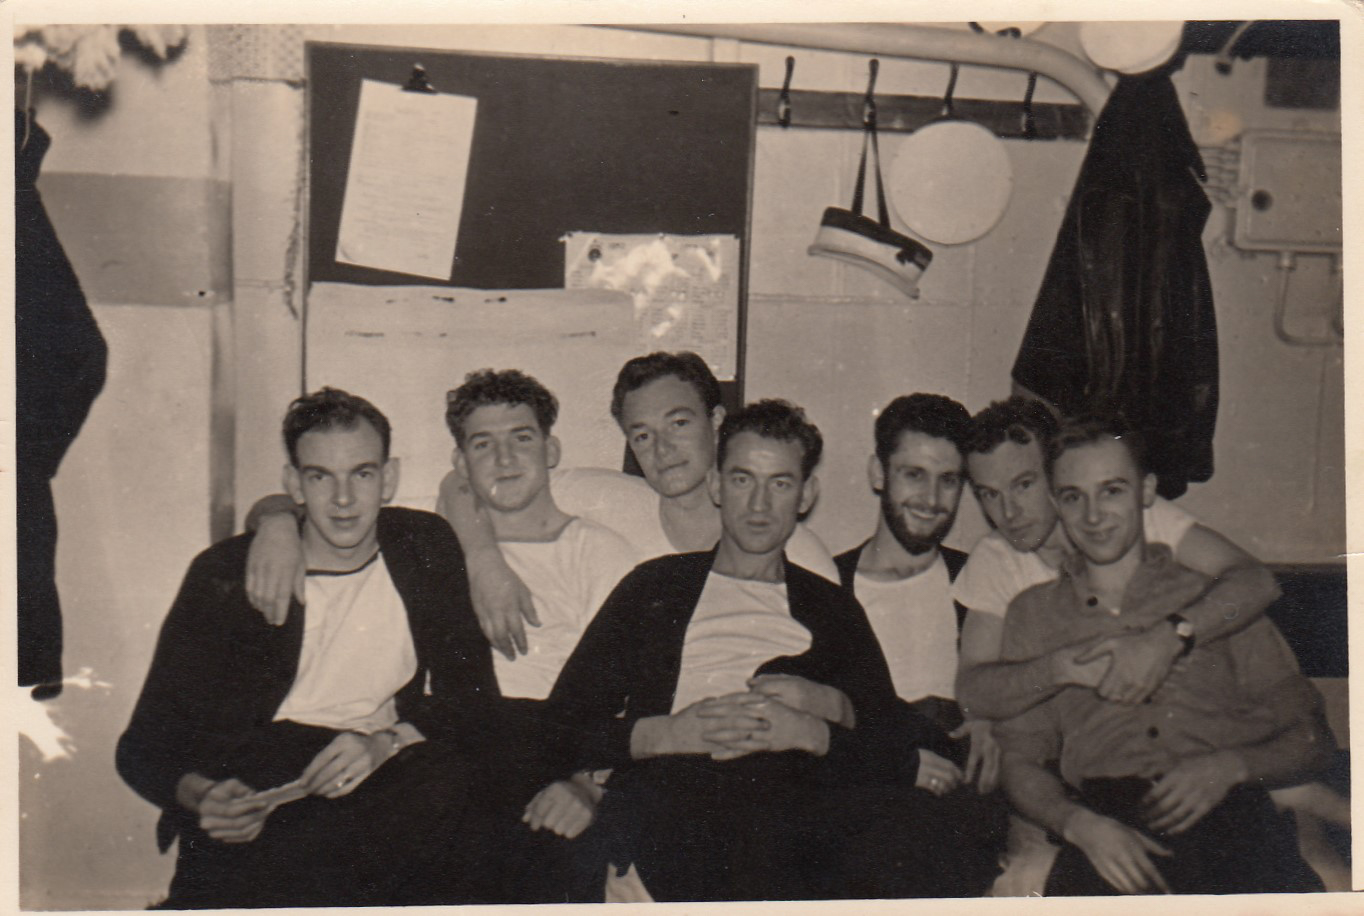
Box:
[117,389,498,908]
[955,396,1281,719]
[952,396,1291,896]
[994,415,1330,895]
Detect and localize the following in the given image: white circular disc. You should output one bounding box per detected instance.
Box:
[888,120,1014,246]
[1079,21,1184,75]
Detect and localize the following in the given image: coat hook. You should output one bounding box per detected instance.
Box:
[863,58,880,128]
[941,62,959,119]
[1215,21,1255,75]
[1021,71,1038,139]
[404,63,436,93]
[777,55,795,128]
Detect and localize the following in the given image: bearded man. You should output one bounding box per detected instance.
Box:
[832,393,1008,891]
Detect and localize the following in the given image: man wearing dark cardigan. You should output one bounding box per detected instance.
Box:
[545,400,997,901]
[117,389,500,908]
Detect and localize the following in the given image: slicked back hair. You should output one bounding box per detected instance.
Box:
[874,394,971,468]
[283,387,392,467]
[610,351,723,428]
[965,396,1060,460]
[1047,413,1151,479]
[445,369,559,447]
[717,399,823,481]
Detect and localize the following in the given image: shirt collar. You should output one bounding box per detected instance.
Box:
[1057,541,1176,611]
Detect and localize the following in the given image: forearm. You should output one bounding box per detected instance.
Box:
[1001,751,1086,838]
[1224,713,1334,788]
[1170,562,1280,646]
[629,715,674,760]
[957,652,1066,720]
[243,493,300,533]
[437,469,500,556]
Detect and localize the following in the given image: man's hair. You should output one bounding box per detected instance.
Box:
[874,394,971,467]
[283,387,392,467]
[445,369,559,447]
[1046,413,1151,478]
[965,396,1060,459]
[609,351,723,427]
[717,399,823,481]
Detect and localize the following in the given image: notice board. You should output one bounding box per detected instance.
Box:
[306,41,758,399]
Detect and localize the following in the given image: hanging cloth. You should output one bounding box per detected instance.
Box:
[15,109,108,687]
[1011,72,1218,499]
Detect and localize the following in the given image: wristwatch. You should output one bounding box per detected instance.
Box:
[1166,613,1196,657]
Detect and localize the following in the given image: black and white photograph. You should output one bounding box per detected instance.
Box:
[9,2,1356,910]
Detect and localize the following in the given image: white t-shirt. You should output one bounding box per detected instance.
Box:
[552,466,839,582]
[275,554,416,733]
[854,555,959,703]
[671,572,813,713]
[495,517,640,700]
[952,497,1197,618]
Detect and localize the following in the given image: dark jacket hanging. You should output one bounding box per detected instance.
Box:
[15,109,109,687]
[1010,71,1218,499]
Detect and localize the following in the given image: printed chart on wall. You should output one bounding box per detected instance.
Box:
[564,232,740,381]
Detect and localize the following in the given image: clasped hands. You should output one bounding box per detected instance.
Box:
[664,675,844,762]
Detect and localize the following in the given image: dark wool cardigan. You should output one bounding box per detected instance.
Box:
[116,507,501,851]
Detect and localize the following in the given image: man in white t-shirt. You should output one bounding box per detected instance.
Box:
[117,389,499,907]
[831,392,1009,897]
[833,394,1006,797]
[437,350,838,661]
[545,399,987,901]
[951,396,1285,895]
[440,369,641,902]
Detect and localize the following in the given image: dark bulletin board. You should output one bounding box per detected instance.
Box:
[306,43,757,372]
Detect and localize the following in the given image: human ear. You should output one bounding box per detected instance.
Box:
[381,458,401,503]
[710,404,727,435]
[707,467,721,507]
[284,464,304,505]
[867,454,885,494]
[546,435,562,470]
[1141,473,1157,508]
[799,474,820,516]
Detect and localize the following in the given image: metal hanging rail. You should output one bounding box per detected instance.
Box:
[614,23,1111,115]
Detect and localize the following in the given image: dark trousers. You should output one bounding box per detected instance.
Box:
[826,781,1008,899]
[160,722,484,909]
[459,698,608,904]
[17,464,61,687]
[1046,776,1323,896]
[592,751,1006,902]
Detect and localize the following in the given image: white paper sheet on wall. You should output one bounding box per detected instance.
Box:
[563,232,740,381]
[335,79,478,280]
